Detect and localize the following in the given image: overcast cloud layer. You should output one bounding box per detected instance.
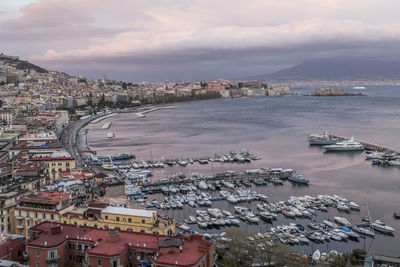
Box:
[1,0,400,81]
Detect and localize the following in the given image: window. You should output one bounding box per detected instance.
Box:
[105,216,108,220]
[36,262,40,267]
[58,163,62,166]
[66,162,70,167]
[51,214,54,220]
[42,214,46,219]
[35,212,38,218]
[18,211,21,216]
[98,259,102,266]
[27,212,30,218]
[49,250,56,259]
[140,230,145,233]
[51,163,56,166]
[142,219,145,224]
[27,220,30,226]
[128,218,132,223]
[36,249,40,257]
[116,217,120,222]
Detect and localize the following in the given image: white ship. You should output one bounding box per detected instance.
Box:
[323,137,364,151]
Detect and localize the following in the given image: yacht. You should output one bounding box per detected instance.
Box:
[308,131,339,145]
[353,86,366,90]
[245,212,259,223]
[334,216,351,227]
[288,173,309,184]
[366,151,385,159]
[371,220,395,234]
[323,138,365,151]
[352,225,375,237]
[208,208,223,218]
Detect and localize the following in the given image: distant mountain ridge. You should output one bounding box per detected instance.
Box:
[251,58,400,80]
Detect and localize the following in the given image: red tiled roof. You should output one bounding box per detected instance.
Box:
[28,222,213,267]
[19,191,70,205]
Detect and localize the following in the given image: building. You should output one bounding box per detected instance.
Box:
[364,255,400,267]
[62,205,175,235]
[0,190,29,234]
[30,151,76,182]
[27,222,216,267]
[13,192,73,236]
[0,109,16,125]
[0,233,26,264]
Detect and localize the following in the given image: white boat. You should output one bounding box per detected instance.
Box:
[323,220,338,228]
[348,201,360,211]
[366,152,385,159]
[323,137,365,151]
[353,86,366,90]
[102,122,112,129]
[102,164,117,170]
[228,216,240,225]
[312,250,321,261]
[334,216,352,227]
[337,203,350,211]
[188,201,196,208]
[308,131,338,145]
[226,195,239,203]
[198,181,208,190]
[282,209,296,218]
[352,225,375,237]
[245,212,259,223]
[178,160,188,166]
[223,181,235,189]
[107,132,115,139]
[222,210,232,216]
[208,208,223,218]
[371,220,395,234]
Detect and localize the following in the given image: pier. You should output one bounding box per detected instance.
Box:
[329,134,400,153]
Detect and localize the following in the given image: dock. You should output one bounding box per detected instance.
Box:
[329,134,400,153]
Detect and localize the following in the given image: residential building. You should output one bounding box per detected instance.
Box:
[13,191,73,236]
[30,151,76,182]
[62,205,175,235]
[0,233,26,264]
[0,109,16,125]
[27,222,216,267]
[0,190,29,234]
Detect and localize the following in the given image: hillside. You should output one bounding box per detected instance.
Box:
[251,58,400,81]
[0,54,47,73]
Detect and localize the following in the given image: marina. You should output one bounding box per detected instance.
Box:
[84,86,400,257]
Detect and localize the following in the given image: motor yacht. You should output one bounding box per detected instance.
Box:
[245,212,259,223]
[308,131,339,145]
[371,220,395,234]
[323,137,365,151]
[334,216,352,227]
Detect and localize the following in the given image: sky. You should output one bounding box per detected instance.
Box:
[1,0,400,81]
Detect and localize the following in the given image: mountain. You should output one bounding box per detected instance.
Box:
[251,58,400,80]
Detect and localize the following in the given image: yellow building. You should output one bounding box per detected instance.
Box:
[0,190,29,234]
[13,191,74,236]
[31,152,76,182]
[62,206,175,235]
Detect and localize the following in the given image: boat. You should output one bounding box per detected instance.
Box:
[323,220,338,228]
[348,201,361,211]
[323,137,365,151]
[260,212,274,222]
[208,208,223,218]
[188,201,196,208]
[394,213,400,219]
[334,216,352,227]
[288,173,309,184]
[308,131,339,145]
[178,160,188,166]
[245,212,259,223]
[102,164,118,170]
[271,177,283,185]
[312,250,321,261]
[228,216,240,226]
[107,132,115,139]
[198,181,208,190]
[371,220,395,234]
[337,203,350,212]
[353,86,366,90]
[102,122,112,129]
[282,209,296,218]
[366,152,385,159]
[352,225,375,237]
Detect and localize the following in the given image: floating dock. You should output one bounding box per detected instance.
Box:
[329,134,400,153]
[102,122,112,129]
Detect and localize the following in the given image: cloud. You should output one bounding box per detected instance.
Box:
[2,0,400,80]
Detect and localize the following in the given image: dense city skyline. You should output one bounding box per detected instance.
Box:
[2,0,400,80]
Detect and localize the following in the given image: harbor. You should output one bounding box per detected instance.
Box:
[82,89,400,257]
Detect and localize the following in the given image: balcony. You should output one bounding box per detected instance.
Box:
[46,256,61,264]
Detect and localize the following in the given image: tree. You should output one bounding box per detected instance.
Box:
[98,93,106,107]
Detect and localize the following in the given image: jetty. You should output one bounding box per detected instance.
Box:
[135,106,174,118]
[329,134,400,153]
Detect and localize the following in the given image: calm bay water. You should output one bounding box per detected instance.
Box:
[85,86,400,256]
